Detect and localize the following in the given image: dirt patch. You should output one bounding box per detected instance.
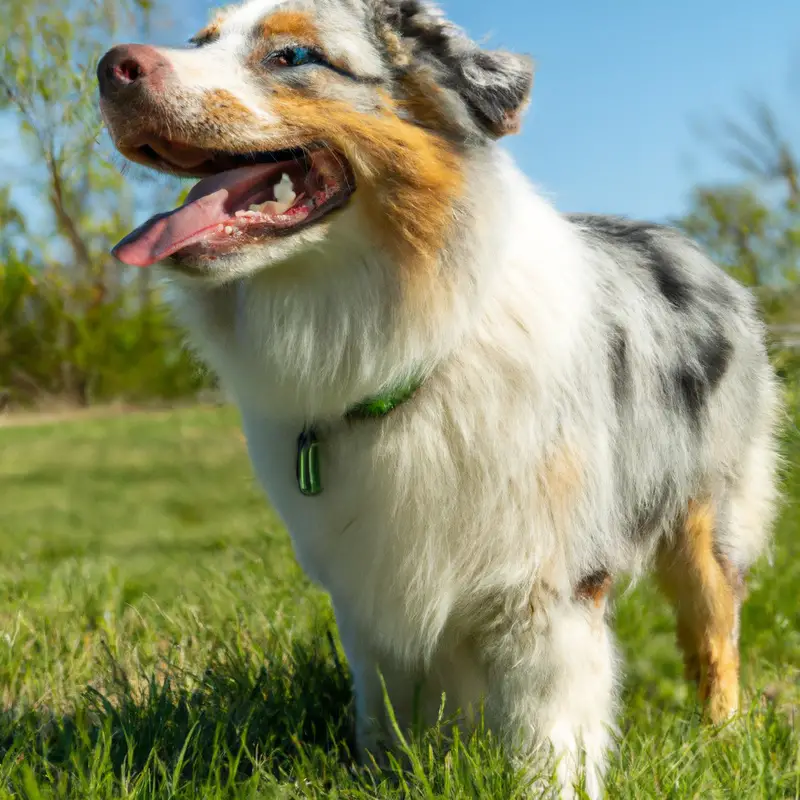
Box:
[0,397,227,429]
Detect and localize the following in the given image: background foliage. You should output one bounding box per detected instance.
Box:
[0,0,210,408]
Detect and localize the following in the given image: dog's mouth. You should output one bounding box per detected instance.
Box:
[112,144,355,268]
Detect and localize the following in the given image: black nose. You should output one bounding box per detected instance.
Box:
[97,43,170,98]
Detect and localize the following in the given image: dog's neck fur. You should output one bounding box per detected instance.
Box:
[165,144,589,423]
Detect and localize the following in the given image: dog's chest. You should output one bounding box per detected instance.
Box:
[239,410,422,572]
[234,374,586,658]
[240,413,370,576]
[237,402,523,655]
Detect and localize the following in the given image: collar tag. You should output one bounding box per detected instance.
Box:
[297,427,322,496]
[295,375,423,498]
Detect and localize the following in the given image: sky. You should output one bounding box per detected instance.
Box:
[481,0,800,222]
[5,0,800,225]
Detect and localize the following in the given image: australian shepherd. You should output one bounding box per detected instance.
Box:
[98,1,781,795]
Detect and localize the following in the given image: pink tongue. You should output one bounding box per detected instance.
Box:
[112,163,284,268]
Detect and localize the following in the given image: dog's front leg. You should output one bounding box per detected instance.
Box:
[482,582,619,800]
[343,635,390,767]
[337,617,423,768]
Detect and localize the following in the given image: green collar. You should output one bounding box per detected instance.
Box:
[296,376,423,496]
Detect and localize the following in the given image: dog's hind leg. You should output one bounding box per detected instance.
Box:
[656,498,747,723]
[657,421,778,724]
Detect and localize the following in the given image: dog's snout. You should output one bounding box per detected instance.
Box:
[97,44,170,98]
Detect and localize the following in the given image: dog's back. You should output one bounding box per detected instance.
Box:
[570,213,779,563]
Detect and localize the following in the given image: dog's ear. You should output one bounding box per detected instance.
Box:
[377,0,534,138]
[453,48,534,137]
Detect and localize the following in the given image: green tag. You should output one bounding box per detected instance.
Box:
[297,428,322,496]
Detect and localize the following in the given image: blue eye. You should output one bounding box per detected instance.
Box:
[291,47,311,65]
[270,46,319,67]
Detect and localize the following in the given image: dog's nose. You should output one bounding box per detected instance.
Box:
[97,44,170,98]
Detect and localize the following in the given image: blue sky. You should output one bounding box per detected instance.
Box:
[6,0,800,225]
[487,0,800,221]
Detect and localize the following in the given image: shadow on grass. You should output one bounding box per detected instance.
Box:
[0,635,356,791]
[0,633,527,798]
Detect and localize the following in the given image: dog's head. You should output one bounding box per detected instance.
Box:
[99,0,533,281]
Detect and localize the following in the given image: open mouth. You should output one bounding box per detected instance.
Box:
[112,145,355,268]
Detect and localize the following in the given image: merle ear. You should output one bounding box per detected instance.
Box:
[455,49,534,137]
[378,0,534,138]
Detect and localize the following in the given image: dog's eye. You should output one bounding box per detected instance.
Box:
[267,46,321,68]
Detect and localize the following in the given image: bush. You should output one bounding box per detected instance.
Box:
[0,257,213,408]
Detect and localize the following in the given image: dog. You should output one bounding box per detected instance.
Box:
[98,1,781,795]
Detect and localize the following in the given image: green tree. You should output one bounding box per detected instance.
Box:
[677,98,800,296]
[0,0,209,406]
[718,99,799,207]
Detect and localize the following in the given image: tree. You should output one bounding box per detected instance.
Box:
[677,98,800,297]
[718,98,799,208]
[0,0,208,406]
[678,184,800,289]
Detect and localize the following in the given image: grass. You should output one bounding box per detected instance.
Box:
[0,401,798,799]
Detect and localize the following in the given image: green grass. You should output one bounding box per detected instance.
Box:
[0,403,798,799]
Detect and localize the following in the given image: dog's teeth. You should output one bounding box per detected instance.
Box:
[234,210,248,218]
[224,225,234,235]
[260,200,292,215]
[244,196,294,217]
[273,173,296,207]
[248,200,290,214]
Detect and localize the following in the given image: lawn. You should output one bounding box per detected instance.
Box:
[0,403,798,799]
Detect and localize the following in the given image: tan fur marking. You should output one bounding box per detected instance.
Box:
[271,89,463,269]
[201,89,258,128]
[109,84,274,160]
[656,500,741,723]
[575,571,613,608]
[260,11,321,46]
[190,18,223,46]
[537,443,585,535]
[397,71,462,139]
[376,23,412,68]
